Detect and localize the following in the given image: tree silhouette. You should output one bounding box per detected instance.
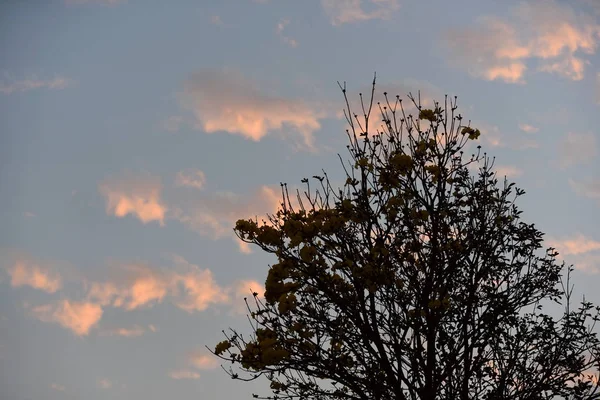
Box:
[212,77,600,400]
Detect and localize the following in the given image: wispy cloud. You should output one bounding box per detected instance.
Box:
[180,69,324,150]
[99,172,168,226]
[175,169,206,190]
[321,0,401,26]
[65,0,123,5]
[100,325,146,337]
[50,383,66,392]
[276,19,298,47]
[548,234,600,274]
[519,123,539,133]
[444,0,600,83]
[188,351,219,370]
[172,185,283,251]
[558,132,598,168]
[169,369,201,380]
[569,178,600,204]
[30,300,103,336]
[97,378,113,389]
[495,165,523,178]
[7,260,62,293]
[0,75,72,94]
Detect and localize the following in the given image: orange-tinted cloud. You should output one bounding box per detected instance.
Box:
[188,351,219,370]
[50,383,66,391]
[169,369,201,380]
[321,0,400,26]
[171,256,229,312]
[97,378,112,389]
[86,264,170,310]
[180,69,323,149]
[444,0,600,82]
[559,132,598,168]
[31,300,103,336]
[7,260,62,293]
[175,169,206,190]
[99,172,167,226]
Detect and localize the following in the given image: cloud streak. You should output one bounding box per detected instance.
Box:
[0,75,72,94]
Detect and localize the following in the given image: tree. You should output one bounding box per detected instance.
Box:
[212,77,600,400]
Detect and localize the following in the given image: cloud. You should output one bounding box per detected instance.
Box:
[31,300,103,336]
[175,169,206,190]
[230,279,265,314]
[321,0,401,26]
[548,234,600,255]
[50,383,66,391]
[276,19,298,47]
[172,185,283,248]
[180,69,324,149]
[570,178,600,203]
[444,0,600,82]
[558,132,598,168]
[210,15,223,26]
[494,165,523,178]
[86,258,229,313]
[99,172,167,226]
[7,260,62,293]
[169,369,201,380]
[148,324,158,332]
[97,378,112,389]
[519,123,539,133]
[65,0,123,5]
[100,325,145,337]
[171,256,229,313]
[0,75,72,94]
[163,115,184,132]
[86,264,170,310]
[188,351,219,370]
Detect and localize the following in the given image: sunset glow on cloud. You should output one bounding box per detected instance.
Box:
[1,0,598,398]
[99,173,168,226]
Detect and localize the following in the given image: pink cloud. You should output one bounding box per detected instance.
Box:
[97,378,112,389]
[321,0,400,26]
[519,123,539,133]
[31,300,103,336]
[180,69,323,150]
[99,172,167,226]
[7,260,62,293]
[444,0,600,82]
[171,256,229,312]
[175,169,206,190]
[548,234,600,256]
[276,19,298,47]
[494,165,523,178]
[570,178,600,203]
[188,351,219,370]
[50,383,66,392]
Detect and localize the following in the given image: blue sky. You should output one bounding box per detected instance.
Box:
[1,0,599,399]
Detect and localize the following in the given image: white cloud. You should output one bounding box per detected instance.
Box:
[444,0,600,82]
[99,172,168,226]
[559,132,598,168]
[175,169,206,190]
[0,75,72,94]
[321,0,401,26]
[180,69,324,150]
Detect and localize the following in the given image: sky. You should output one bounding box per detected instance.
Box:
[1,0,600,399]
